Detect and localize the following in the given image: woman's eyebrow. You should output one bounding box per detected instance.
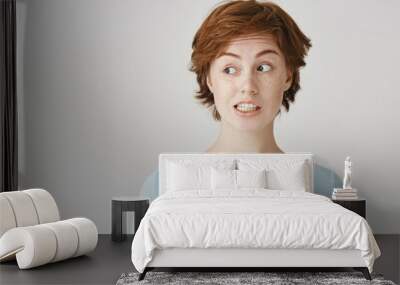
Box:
[219,49,279,59]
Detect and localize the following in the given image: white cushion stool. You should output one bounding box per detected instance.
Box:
[0,189,98,269]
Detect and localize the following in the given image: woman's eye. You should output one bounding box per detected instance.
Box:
[223,66,237,75]
[257,63,272,72]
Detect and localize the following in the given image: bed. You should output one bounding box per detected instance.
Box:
[131,153,381,281]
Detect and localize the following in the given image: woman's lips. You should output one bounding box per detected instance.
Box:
[233,105,262,117]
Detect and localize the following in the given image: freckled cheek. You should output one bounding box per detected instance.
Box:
[214,80,237,99]
[259,81,283,100]
[258,82,284,113]
[213,85,233,110]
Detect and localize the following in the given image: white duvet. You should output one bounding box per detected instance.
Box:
[131,189,381,273]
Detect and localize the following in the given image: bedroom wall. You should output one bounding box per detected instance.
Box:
[16,0,400,234]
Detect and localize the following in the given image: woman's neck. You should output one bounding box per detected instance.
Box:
[206,120,284,154]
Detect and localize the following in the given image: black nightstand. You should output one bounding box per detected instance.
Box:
[332,198,366,218]
[111,196,149,242]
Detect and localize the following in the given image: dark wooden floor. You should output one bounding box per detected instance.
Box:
[0,234,398,285]
[0,235,134,285]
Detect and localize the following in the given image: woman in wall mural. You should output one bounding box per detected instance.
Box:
[192,0,308,154]
[140,0,340,201]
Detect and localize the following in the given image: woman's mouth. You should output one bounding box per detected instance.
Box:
[233,104,262,117]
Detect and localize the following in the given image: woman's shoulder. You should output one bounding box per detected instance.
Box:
[139,168,159,201]
[313,163,341,197]
[141,168,158,186]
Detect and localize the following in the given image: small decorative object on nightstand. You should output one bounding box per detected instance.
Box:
[342,156,352,190]
[111,196,149,242]
[332,187,359,200]
[332,198,366,219]
[332,156,359,200]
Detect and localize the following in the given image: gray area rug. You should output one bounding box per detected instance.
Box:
[116,271,397,285]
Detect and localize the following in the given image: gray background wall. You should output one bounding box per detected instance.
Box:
[16,0,400,234]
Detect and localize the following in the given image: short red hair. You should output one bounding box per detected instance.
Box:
[189,0,312,121]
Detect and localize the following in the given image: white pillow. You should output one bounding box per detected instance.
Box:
[237,159,309,191]
[237,169,267,188]
[211,168,267,190]
[210,168,236,190]
[267,163,307,191]
[166,160,235,191]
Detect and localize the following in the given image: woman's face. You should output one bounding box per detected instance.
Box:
[207,35,292,131]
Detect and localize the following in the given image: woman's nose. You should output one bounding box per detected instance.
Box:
[241,89,257,95]
[240,71,259,96]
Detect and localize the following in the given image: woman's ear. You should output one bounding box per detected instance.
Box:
[206,74,213,93]
[283,70,292,92]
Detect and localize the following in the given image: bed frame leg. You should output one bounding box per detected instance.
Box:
[138,268,148,281]
[354,267,371,280]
